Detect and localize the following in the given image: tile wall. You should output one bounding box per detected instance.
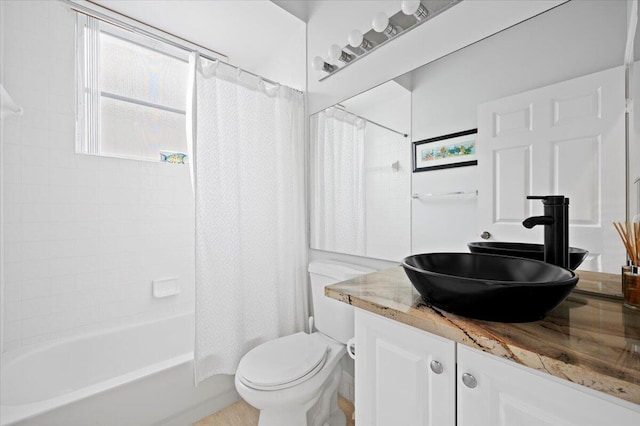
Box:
[1,0,195,352]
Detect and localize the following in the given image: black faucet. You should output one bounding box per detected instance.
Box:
[522,195,570,269]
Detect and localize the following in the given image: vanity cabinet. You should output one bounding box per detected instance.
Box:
[355,308,640,426]
[457,345,640,426]
[354,309,456,426]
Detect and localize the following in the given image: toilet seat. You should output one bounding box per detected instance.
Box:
[238,332,329,391]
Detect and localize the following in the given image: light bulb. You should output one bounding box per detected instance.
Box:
[311,56,336,73]
[312,56,325,71]
[401,0,421,15]
[328,45,343,64]
[402,0,429,20]
[348,30,364,48]
[372,12,398,38]
[372,12,389,33]
[348,29,373,51]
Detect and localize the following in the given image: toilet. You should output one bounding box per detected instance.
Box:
[235,259,376,426]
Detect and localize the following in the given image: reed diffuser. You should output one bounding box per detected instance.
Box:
[614,221,640,309]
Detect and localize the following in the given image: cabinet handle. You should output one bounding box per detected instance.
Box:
[480,231,491,240]
[430,360,444,374]
[346,337,356,360]
[461,373,477,388]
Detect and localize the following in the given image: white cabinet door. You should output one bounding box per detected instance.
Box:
[354,308,455,426]
[457,345,640,426]
[477,66,625,272]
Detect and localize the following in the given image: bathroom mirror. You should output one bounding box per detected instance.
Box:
[310,0,629,272]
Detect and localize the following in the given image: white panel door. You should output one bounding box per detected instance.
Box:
[477,66,626,272]
[457,345,640,426]
[354,309,455,426]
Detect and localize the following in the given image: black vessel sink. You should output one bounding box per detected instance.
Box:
[402,253,578,323]
[467,242,588,270]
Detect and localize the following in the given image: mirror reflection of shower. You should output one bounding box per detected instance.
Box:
[310,80,411,261]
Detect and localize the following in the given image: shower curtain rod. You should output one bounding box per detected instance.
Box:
[335,104,408,138]
[62,0,294,90]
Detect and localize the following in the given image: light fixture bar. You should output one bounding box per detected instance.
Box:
[318,0,462,82]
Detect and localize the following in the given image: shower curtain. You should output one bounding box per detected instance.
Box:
[310,107,367,256]
[187,54,307,383]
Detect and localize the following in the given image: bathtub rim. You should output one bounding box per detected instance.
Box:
[0,313,195,425]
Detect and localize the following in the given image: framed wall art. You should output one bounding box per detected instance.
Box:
[412,129,478,172]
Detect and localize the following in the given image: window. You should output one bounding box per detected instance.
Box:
[76,15,189,161]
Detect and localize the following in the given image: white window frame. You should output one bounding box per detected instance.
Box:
[75,14,189,162]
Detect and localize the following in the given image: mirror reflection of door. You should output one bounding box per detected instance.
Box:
[477,66,626,273]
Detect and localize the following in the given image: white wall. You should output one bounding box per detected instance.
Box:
[306,0,564,114]
[410,0,626,254]
[412,166,478,254]
[0,1,194,353]
[95,0,305,91]
[251,17,306,91]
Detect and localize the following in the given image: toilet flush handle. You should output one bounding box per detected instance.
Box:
[346,337,356,360]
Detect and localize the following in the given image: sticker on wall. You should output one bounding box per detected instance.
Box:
[160,151,188,164]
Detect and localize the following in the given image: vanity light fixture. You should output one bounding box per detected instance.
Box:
[328,44,355,64]
[312,56,337,73]
[372,12,399,38]
[313,0,461,80]
[401,0,429,21]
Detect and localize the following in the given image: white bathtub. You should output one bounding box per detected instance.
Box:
[0,314,237,426]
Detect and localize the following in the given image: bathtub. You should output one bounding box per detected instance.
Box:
[0,314,238,426]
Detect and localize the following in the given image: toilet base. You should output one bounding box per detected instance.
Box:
[255,363,345,426]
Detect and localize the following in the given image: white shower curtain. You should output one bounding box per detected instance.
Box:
[310,107,367,256]
[188,54,307,383]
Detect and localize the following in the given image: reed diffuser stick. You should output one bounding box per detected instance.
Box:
[614,221,639,266]
[624,221,638,266]
[635,222,639,264]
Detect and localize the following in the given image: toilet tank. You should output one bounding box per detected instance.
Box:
[308,260,376,344]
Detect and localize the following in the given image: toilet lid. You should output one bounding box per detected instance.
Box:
[238,332,329,390]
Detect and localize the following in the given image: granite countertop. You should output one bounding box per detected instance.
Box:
[325,266,640,406]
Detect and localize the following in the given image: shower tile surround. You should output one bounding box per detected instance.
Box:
[1,1,195,352]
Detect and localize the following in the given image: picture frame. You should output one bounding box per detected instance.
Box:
[412,129,478,172]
